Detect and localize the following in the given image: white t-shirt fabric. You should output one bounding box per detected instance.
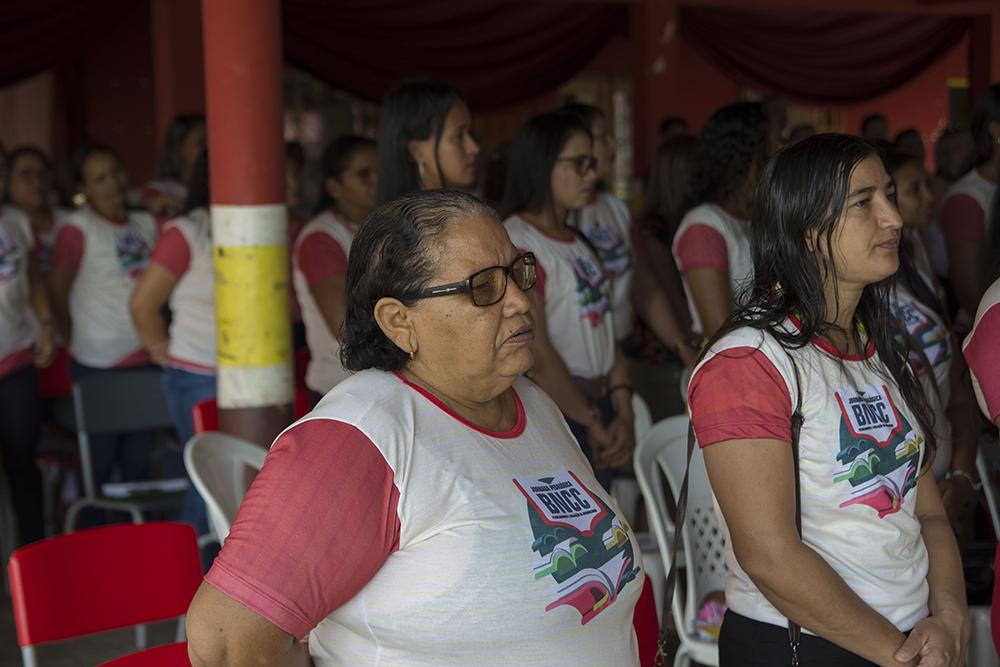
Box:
[0,205,38,377]
[890,283,953,479]
[575,192,635,340]
[63,207,157,368]
[307,372,643,665]
[688,323,930,633]
[672,203,754,336]
[292,209,356,394]
[165,208,216,373]
[504,215,615,379]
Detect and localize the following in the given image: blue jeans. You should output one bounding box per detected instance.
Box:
[0,365,44,544]
[161,366,217,536]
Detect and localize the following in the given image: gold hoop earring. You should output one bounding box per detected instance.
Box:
[409,349,416,360]
[72,192,87,207]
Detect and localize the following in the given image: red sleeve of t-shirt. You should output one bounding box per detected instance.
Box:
[964,303,1000,422]
[940,194,986,245]
[149,226,191,277]
[295,231,348,287]
[688,346,793,447]
[203,419,401,639]
[675,223,728,272]
[51,225,85,271]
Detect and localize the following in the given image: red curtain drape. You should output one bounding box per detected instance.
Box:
[679,8,971,105]
[282,0,626,109]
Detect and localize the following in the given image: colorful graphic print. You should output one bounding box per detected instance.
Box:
[580,224,632,278]
[514,469,640,625]
[833,383,922,518]
[569,254,611,328]
[0,227,25,284]
[115,230,150,279]
[892,295,950,376]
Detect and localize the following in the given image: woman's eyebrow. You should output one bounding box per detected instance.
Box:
[847,185,877,198]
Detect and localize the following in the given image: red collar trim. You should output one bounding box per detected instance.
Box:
[393,371,527,439]
[788,315,876,361]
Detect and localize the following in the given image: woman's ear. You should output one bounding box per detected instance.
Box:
[374,297,418,356]
[325,176,341,201]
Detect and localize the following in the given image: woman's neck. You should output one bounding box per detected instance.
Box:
[334,202,367,227]
[521,206,568,236]
[718,192,750,220]
[92,203,126,222]
[821,280,864,354]
[25,205,54,232]
[402,366,515,432]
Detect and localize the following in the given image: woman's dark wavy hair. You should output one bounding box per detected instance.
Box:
[376,79,465,205]
[156,113,205,180]
[314,135,376,214]
[689,101,768,208]
[184,150,210,213]
[341,188,498,372]
[702,133,937,460]
[498,111,591,219]
[639,133,697,242]
[971,83,1000,167]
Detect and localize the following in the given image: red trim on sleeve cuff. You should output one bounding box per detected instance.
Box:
[675,223,728,272]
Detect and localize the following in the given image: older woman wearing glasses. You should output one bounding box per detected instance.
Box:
[185,189,645,667]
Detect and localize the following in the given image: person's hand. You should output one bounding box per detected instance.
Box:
[676,341,698,369]
[938,476,977,523]
[602,416,635,468]
[586,418,613,468]
[144,193,183,218]
[33,325,55,368]
[894,613,968,667]
[148,339,170,367]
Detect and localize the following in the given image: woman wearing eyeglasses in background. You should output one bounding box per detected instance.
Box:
[186,189,645,666]
[500,112,634,488]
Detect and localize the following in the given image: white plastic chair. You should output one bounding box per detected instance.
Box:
[610,394,655,527]
[183,432,267,543]
[634,414,722,667]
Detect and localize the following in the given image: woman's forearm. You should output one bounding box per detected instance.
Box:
[527,338,594,426]
[921,512,968,624]
[130,303,170,353]
[741,539,911,666]
[631,259,695,363]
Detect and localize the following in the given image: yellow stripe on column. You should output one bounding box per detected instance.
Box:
[212,204,292,408]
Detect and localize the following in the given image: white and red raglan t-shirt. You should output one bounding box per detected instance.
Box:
[575,192,635,340]
[672,203,754,336]
[52,206,156,368]
[292,209,356,395]
[964,277,1000,424]
[204,370,644,666]
[940,169,996,251]
[0,206,38,379]
[149,208,215,374]
[688,322,930,633]
[890,283,953,479]
[504,215,615,380]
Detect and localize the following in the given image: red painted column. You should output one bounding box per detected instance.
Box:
[202,0,292,448]
[631,0,681,176]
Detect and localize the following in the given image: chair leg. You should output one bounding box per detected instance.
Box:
[63,498,86,533]
[135,623,147,650]
[21,646,38,667]
[176,615,187,642]
[672,647,690,667]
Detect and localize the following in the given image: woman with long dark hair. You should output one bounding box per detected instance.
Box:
[293,135,377,401]
[142,114,206,220]
[376,79,479,205]
[883,151,982,534]
[940,83,1000,324]
[672,101,769,340]
[689,134,968,664]
[500,112,633,487]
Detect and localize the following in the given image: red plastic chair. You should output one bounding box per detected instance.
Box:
[8,522,202,667]
[192,389,311,436]
[97,641,190,666]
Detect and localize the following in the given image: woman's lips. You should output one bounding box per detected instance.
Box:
[505,325,534,344]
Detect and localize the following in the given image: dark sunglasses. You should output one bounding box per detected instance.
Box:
[411,252,537,307]
[555,154,597,176]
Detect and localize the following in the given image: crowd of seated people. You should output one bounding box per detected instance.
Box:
[2,78,1000,666]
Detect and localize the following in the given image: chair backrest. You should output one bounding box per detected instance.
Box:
[634,415,727,638]
[96,641,190,666]
[8,522,201,649]
[632,393,653,446]
[184,433,267,541]
[73,369,175,436]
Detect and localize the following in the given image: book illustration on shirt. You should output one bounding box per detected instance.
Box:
[0,227,24,283]
[569,255,612,328]
[894,297,950,374]
[514,469,640,625]
[115,229,150,279]
[833,383,923,518]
